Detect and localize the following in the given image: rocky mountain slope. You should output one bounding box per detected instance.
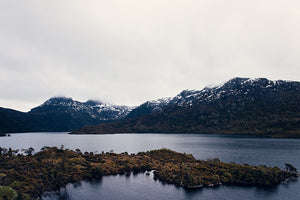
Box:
[125,97,171,119]
[72,78,300,138]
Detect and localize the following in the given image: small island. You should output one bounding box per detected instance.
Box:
[0,147,298,200]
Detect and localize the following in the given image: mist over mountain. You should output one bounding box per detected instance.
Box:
[72,77,300,138]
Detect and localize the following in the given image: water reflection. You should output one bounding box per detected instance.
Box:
[42,172,300,200]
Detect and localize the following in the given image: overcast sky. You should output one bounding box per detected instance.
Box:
[0,0,299,111]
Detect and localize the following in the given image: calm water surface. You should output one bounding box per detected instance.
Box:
[1,132,299,200]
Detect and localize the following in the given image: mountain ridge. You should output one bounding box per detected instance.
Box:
[1,77,300,137]
[0,97,134,133]
[71,77,300,138]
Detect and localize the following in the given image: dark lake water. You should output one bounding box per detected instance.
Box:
[1,132,300,200]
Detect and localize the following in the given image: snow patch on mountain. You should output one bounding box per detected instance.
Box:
[138,77,296,112]
[30,97,135,121]
[30,77,297,122]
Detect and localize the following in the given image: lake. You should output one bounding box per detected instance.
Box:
[1,132,299,200]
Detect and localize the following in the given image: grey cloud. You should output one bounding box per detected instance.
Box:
[0,0,299,111]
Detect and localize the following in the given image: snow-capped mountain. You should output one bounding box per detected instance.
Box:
[1,77,299,136]
[125,97,171,119]
[169,77,291,105]
[25,97,134,132]
[73,77,300,137]
[129,77,299,115]
[0,97,135,133]
[30,97,134,121]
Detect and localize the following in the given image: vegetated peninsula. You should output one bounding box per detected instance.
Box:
[0,147,298,200]
[72,77,300,138]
